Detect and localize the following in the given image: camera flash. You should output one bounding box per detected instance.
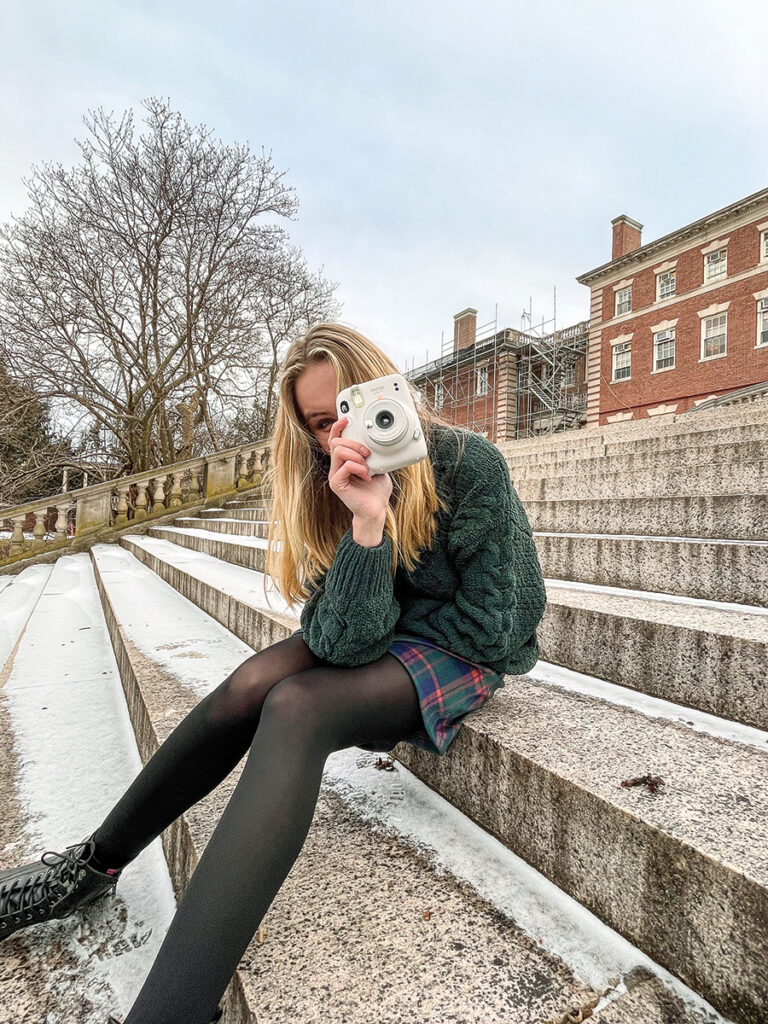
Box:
[351,386,365,408]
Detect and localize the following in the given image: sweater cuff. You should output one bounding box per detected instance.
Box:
[324,527,394,602]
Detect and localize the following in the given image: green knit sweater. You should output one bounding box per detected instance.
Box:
[295,423,548,676]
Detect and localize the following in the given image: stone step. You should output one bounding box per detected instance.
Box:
[393,663,768,1024]
[524,493,766,540]
[88,542,714,1024]
[125,533,768,734]
[535,531,767,605]
[540,579,768,731]
[0,554,177,1023]
[505,437,768,484]
[149,522,768,607]
[174,515,262,537]
[516,458,768,500]
[498,399,768,457]
[500,422,768,469]
[116,536,767,1023]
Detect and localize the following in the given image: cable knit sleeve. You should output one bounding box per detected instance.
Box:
[298,528,400,667]
[432,435,547,672]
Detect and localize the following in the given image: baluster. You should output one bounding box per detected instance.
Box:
[237,451,250,490]
[134,481,148,521]
[151,475,167,514]
[115,484,131,526]
[9,517,25,556]
[169,472,183,507]
[32,511,47,544]
[188,466,201,502]
[248,448,260,485]
[55,504,68,540]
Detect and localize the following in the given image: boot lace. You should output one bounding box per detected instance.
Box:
[0,838,98,925]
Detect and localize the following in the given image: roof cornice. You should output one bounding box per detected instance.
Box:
[576,186,768,287]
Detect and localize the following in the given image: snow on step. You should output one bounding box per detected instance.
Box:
[122,533,295,617]
[0,554,176,1024]
[0,565,52,671]
[90,543,255,697]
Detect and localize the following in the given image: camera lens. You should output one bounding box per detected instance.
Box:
[375,409,394,430]
[340,400,349,413]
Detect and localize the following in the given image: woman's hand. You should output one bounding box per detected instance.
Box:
[327,416,392,521]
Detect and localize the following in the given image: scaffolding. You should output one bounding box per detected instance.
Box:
[404,296,590,442]
[514,297,590,438]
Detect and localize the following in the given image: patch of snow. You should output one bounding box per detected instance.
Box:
[92,543,255,697]
[2,553,177,1022]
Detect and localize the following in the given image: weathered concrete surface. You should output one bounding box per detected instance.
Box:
[393,677,768,1024]
[539,582,768,730]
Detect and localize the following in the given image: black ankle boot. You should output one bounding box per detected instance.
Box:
[0,831,122,942]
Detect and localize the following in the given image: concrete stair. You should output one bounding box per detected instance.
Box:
[2,395,768,1023]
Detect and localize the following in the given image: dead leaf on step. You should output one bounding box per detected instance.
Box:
[620,773,664,793]
[256,926,267,944]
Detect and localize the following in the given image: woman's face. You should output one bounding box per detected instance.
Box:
[294,360,339,456]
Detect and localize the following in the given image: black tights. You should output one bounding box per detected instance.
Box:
[92,634,424,1024]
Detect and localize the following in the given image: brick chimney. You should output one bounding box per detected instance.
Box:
[453,308,478,353]
[611,215,643,260]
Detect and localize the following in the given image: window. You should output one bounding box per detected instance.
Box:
[758,299,768,347]
[702,313,727,358]
[657,270,676,301]
[762,230,768,264]
[615,286,632,316]
[704,248,727,282]
[563,363,575,387]
[653,329,676,371]
[434,381,444,409]
[612,342,631,381]
[476,365,488,396]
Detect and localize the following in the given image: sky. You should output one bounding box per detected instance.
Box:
[2,0,766,374]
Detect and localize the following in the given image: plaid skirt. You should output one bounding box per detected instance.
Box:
[290,629,505,757]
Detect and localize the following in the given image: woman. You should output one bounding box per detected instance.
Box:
[0,323,547,1024]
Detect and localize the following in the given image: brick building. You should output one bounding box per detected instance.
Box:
[407,308,589,443]
[576,186,768,426]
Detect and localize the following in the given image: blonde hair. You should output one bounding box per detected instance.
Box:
[263,322,467,609]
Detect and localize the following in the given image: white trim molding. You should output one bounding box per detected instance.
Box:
[609,332,634,346]
[653,259,678,274]
[649,317,679,333]
[753,287,768,301]
[612,277,634,291]
[701,237,730,255]
[697,300,731,318]
[757,220,768,232]
[647,403,679,416]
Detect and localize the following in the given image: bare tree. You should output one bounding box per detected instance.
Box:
[0,98,339,472]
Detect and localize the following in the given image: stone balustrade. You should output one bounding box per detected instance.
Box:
[0,441,270,567]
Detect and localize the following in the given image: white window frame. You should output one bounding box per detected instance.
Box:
[656,269,676,301]
[476,365,488,396]
[563,363,575,387]
[434,380,444,409]
[761,229,768,265]
[758,298,768,348]
[612,341,631,381]
[701,312,727,360]
[704,248,727,283]
[615,286,632,316]
[652,328,676,372]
